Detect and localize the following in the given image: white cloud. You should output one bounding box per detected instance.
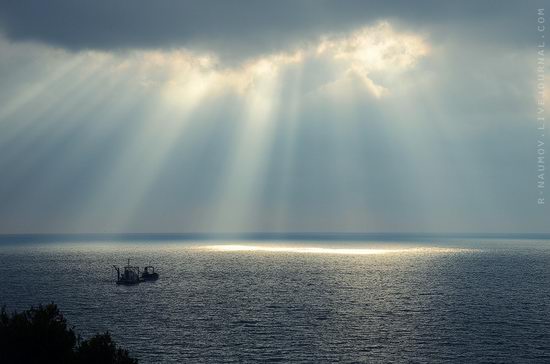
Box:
[36,22,429,101]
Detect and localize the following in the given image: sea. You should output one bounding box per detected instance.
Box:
[1,234,549,363]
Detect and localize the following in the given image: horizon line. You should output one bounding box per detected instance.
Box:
[1,232,550,242]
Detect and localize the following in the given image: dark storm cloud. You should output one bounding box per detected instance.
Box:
[0,0,542,61]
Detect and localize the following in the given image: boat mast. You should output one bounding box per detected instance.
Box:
[112,265,120,281]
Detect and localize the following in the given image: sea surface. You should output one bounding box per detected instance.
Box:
[1,236,550,363]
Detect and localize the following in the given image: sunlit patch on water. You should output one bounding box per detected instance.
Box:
[199,245,478,255]
[1,240,548,363]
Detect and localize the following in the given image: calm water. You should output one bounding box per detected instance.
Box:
[1,238,550,363]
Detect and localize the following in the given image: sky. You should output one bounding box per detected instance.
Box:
[0,0,548,234]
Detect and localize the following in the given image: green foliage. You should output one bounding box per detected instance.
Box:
[76,332,137,364]
[0,304,137,364]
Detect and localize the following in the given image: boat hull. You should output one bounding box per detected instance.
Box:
[141,273,159,281]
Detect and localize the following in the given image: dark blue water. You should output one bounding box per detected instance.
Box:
[1,238,549,363]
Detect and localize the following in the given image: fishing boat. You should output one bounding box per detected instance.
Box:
[141,265,159,281]
[113,259,141,285]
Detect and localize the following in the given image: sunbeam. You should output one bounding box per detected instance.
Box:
[210,63,283,232]
[0,15,539,234]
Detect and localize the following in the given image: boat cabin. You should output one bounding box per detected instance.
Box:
[113,259,141,285]
[141,266,159,281]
